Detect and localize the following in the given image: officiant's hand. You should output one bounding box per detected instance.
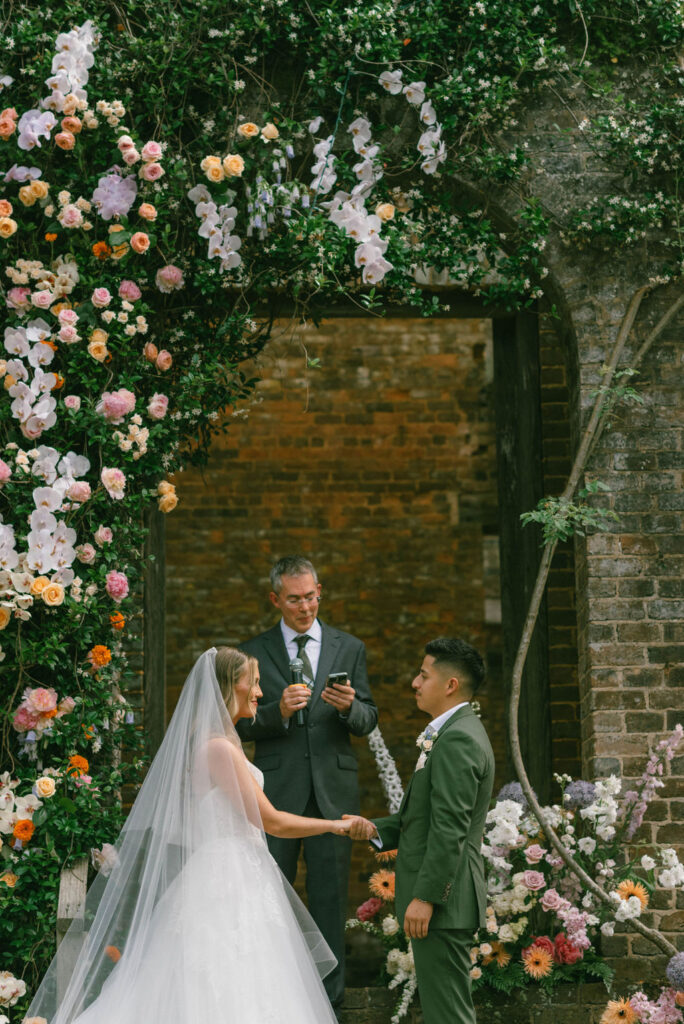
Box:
[330,819,354,836]
[279,684,311,720]
[321,681,355,713]
[341,815,378,841]
[403,898,433,940]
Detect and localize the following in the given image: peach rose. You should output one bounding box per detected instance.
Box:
[18,185,37,207]
[29,180,49,200]
[130,232,150,254]
[375,202,396,222]
[261,122,279,141]
[200,155,222,171]
[155,349,173,371]
[138,202,157,221]
[222,154,245,177]
[237,122,259,139]
[157,481,175,496]
[0,200,12,217]
[90,328,109,345]
[55,131,76,151]
[0,217,17,239]
[0,872,18,887]
[30,576,51,596]
[0,606,11,629]
[204,164,225,183]
[143,341,159,363]
[61,116,82,134]
[158,491,178,513]
[35,776,56,798]
[88,339,109,362]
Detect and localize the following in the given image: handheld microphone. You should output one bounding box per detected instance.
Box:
[290,657,306,727]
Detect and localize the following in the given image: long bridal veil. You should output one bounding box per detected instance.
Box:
[26,648,336,1024]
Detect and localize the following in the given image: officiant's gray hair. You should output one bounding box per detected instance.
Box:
[215,646,258,716]
[270,555,318,593]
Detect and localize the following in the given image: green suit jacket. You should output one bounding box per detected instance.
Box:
[373,705,495,932]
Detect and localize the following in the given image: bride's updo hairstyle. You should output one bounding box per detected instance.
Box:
[214,646,258,716]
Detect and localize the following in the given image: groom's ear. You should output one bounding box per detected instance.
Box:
[445,674,460,696]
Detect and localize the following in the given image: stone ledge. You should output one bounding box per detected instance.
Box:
[338,983,611,1024]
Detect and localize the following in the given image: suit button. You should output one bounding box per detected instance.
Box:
[304,753,310,759]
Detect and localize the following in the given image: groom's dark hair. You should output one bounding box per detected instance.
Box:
[425,637,486,696]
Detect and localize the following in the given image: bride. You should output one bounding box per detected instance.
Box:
[25,647,352,1024]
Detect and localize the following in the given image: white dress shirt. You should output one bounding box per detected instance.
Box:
[280,617,322,681]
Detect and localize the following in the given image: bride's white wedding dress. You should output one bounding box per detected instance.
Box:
[72,762,339,1024]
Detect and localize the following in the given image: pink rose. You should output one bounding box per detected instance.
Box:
[31,290,53,309]
[59,325,80,344]
[6,287,30,311]
[106,570,129,603]
[553,933,584,965]
[58,308,79,326]
[540,888,566,913]
[59,204,83,228]
[12,704,39,733]
[141,140,163,162]
[91,287,112,308]
[76,543,96,563]
[27,687,58,713]
[101,467,126,500]
[64,395,81,411]
[122,148,140,166]
[117,134,136,151]
[94,525,114,546]
[143,342,158,363]
[0,459,11,485]
[67,481,91,503]
[356,897,383,922]
[56,695,76,717]
[118,280,142,302]
[522,870,546,891]
[139,161,164,182]
[155,349,172,372]
[525,844,547,865]
[74,774,93,788]
[96,389,136,424]
[155,265,184,293]
[147,392,168,420]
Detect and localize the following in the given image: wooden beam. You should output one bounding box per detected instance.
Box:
[493,311,552,801]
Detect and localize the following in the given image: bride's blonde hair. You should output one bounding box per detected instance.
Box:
[214,646,258,717]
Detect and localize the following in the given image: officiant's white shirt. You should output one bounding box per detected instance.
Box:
[280,617,322,680]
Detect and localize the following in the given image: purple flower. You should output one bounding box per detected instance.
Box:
[563,780,596,810]
[496,781,533,810]
[666,951,684,990]
[92,172,138,220]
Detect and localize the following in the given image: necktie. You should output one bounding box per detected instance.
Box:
[294,634,314,683]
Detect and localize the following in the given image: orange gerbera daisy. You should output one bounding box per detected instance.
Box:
[599,998,639,1024]
[104,945,121,963]
[616,879,649,911]
[67,754,89,777]
[13,819,35,843]
[482,942,511,969]
[88,645,112,669]
[92,240,112,260]
[374,848,398,864]
[368,869,396,902]
[522,946,553,980]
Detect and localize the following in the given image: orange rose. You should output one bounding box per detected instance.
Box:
[105,946,121,963]
[55,131,76,151]
[67,754,89,777]
[0,871,18,887]
[13,819,35,843]
[130,232,149,254]
[138,202,157,221]
[0,200,12,217]
[61,116,82,134]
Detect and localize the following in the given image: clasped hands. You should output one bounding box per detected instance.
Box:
[339,815,434,939]
[279,681,355,719]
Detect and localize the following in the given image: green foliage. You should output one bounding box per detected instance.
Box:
[590,367,644,423]
[520,481,619,545]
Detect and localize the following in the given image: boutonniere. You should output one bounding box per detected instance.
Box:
[415,730,437,771]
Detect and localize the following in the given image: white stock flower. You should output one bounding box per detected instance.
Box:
[577,837,596,855]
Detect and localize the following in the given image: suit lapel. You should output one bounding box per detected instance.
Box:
[309,620,341,714]
[261,624,292,687]
[399,705,475,814]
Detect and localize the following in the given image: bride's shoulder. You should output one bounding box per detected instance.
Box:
[206,735,244,764]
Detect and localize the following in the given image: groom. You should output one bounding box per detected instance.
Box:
[346,637,494,1024]
[237,555,377,1011]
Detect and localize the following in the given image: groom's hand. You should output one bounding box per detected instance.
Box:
[403,898,433,940]
[341,814,377,841]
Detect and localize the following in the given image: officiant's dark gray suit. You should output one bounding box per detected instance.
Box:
[237,619,377,1007]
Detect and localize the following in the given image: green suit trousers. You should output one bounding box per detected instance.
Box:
[411,928,476,1024]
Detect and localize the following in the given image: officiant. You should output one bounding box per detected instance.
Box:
[237,555,378,1012]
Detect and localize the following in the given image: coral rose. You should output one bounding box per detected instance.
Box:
[55,130,76,150]
[157,480,175,495]
[237,122,259,138]
[35,777,56,799]
[143,342,158,363]
[61,116,82,134]
[130,232,150,254]
[0,872,18,887]
[222,154,245,177]
[523,936,555,959]
[0,200,12,217]
[553,933,584,965]
[42,582,65,607]
[155,349,173,371]
[138,203,157,221]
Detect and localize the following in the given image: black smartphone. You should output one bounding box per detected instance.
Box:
[326,672,349,687]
